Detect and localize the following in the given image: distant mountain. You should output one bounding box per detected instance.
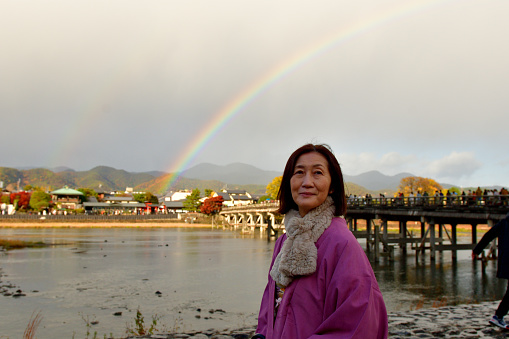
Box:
[176,164,417,195]
[344,181,375,196]
[11,166,75,173]
[0,166,158,192]
[4,162,481,196]
[344,171,414,192]
[0,167,71,191]
[0,165,267,195]
[181,162,282,186]
[75,166,157,190]
[180,164,411,192]
[135,174,225,195]
[51,166,75,173]
[139,170,167,178]
[134,173,267,195]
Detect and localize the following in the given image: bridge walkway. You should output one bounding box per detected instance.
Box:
[219,196,509,261]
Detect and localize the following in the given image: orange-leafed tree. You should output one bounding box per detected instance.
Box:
[398,176,443,196]
[10,191,31,211]
[200,196,224,215]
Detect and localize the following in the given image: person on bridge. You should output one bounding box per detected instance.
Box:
[472,212,509,329]
[252,144,388,339]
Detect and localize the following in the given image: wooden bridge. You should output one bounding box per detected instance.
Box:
[219,202,282,238]
[219,196,509,261]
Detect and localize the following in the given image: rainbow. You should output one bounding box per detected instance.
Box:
[161,0,456,192]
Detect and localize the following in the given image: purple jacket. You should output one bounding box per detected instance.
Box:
[256,217,388,339]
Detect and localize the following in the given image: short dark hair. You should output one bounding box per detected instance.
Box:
[277,143,347,216]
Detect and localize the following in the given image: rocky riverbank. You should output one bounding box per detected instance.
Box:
[126,301,509,339]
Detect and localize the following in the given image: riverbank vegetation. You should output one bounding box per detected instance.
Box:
[30,309,177,339]
[23,311,42,339]
[0,238,45,250]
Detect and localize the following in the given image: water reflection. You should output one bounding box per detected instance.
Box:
[372,248,506,311]
[0,227,505,338]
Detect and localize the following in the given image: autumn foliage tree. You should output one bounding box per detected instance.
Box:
[266,176,282,200]
[200,196,224,215]
[10,192,31,211]
[398,176,443,196]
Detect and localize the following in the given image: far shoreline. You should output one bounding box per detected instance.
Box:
[0,221,214,228]
[0,219,489,232]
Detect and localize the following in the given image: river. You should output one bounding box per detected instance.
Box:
[0,226,505,338]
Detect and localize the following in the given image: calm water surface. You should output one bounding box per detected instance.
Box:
[0,227,505,338]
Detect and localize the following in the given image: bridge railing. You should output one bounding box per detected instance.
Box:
[220,202,279,213]
[221,195,509,213]
[349,195,509,209]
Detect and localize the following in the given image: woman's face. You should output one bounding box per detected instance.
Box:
[290,152,332,217]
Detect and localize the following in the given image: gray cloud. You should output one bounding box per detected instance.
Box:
[425,152,482,181]
[1,0,509,187]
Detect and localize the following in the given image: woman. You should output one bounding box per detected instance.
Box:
[253,144,388,339]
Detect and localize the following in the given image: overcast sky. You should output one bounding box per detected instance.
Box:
[1,0,508,188]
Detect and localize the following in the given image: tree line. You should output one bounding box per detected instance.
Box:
[2,175,489,215]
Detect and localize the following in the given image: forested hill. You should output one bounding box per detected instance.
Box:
[0,164,420,196]
[134,174,266,195]
[0,166,157,192]
[0,166,268,195]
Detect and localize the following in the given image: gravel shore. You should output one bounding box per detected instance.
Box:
[126,301,509,338]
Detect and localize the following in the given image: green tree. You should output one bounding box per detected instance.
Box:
[398,176,443,196]
[204,189,214,198]
[257,195,271,203]
[1,194,9,204]
[134,192,159,204]
[145,192,159,204]
[29,191,51,211]
[266,176,282,200]
[77,188,98,203]
[448,187,461,195]
[133,193,146,203]
[183,188,201,212]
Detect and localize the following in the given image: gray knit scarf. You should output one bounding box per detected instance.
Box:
[270,196,335,287]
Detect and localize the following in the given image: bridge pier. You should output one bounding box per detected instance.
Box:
[451,223,457,260]
[374,225,380,260]
[219,203,282,237]
[472,223,478,245]
[429,220,436,260]
[347,210,508,262]
[366,218,372,253]
[400,221,407,255]
[267,217,278,240]
[220,201,509,263]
